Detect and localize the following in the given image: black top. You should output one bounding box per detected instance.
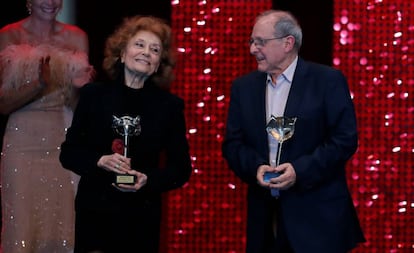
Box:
[60,80,192,213]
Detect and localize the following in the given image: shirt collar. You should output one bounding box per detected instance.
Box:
[266,56,298,84]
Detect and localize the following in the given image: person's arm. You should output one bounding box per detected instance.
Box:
[76,28,89,54]
[0,72,45,114]
[222,80,268,184]
[64,25,95,88]
[0,25,14,50]
[0,28,47,114]
[143,98,192,192]
[59,84,102,175]
[291,69,358,191]
[62,23,89,54]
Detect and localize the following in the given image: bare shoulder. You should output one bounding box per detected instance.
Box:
[59,22,89,52]
[61,23,87,37]
[0,20,24,33]
[0,20,25,50]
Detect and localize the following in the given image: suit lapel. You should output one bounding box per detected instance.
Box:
[248,71,268,148]
[284,58,307,117]
[252,71,267,125]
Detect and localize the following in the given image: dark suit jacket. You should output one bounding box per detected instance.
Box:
[222,58,365,253]
[60,80,192,250]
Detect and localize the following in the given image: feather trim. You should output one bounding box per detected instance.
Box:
[0,44,94,104]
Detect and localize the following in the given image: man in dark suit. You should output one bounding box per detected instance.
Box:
[222,9,365,253]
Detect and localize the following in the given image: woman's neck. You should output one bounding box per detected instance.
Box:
[125,73,146,89]
[22,17,61,43]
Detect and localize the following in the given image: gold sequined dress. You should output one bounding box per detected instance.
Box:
[0,44,93,253]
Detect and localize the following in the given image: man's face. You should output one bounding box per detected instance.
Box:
[249,15,291,76]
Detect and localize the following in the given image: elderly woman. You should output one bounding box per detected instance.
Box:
[59,15,192,253]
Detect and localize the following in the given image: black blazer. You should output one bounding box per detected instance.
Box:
[222,58,365,253]
[60,80,192,213]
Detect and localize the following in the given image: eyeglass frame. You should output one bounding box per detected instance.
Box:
[248,35,289,48]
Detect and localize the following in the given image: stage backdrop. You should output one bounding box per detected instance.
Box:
[163,2,271,252]
[333,1,414,252]
[164,0,413,252]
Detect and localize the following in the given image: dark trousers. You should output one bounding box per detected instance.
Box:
[271,201,295,253]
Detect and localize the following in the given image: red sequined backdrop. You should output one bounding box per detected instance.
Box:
[333,1,414,252]
[163,2,271,252]
[164,1,414,252]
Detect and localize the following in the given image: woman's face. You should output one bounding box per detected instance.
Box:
[121,30,162,79]
[29,0,62,20]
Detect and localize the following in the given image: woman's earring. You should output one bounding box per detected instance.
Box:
[26,1,32,15]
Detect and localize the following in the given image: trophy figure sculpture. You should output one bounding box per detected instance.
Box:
[265,115,297,197]
[112,115,141,185]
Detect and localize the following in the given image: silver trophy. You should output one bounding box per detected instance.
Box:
[112,115,141,184]
[265,115,297,197]
[266,115,297,166]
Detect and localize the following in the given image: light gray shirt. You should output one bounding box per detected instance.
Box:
[266,56,298,166]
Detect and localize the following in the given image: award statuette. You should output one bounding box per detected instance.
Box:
[265,115,297,197]
[112,115,141,185]
[266,115,297,166]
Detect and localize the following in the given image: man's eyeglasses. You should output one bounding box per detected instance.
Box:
[248,35,289,48]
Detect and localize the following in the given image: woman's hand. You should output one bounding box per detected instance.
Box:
[97,153,131,173]
[38,56,51,86]
[97,153,147,192]
[256,163,296,191]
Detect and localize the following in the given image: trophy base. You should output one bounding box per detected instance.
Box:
[115,174,136,185]
[263,171,281,182]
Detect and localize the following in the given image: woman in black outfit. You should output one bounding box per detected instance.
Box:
[60,15,192,253]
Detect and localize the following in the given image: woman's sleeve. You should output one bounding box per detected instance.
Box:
[144,98,192,192]
[59,85,102,176]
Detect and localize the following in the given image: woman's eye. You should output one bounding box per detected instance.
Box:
[151,47,160,54]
